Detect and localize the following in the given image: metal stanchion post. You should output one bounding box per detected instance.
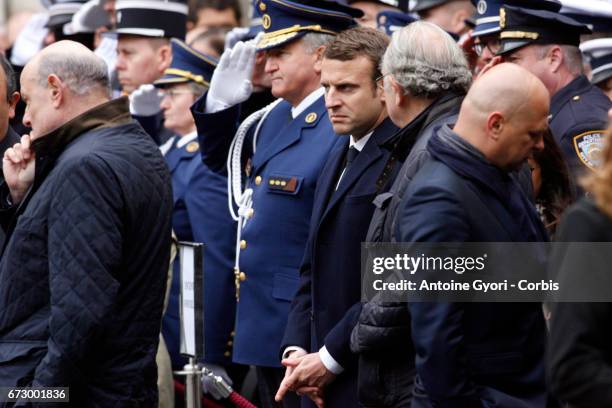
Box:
[182,357,202,408]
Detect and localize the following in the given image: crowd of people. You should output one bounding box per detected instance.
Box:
[0,0,611,407]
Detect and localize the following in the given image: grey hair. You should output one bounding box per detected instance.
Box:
[535,44,583,76]
[188,82,208,98]
[37,52,110,97]
[301,32,336,54]
[382,21,472,98]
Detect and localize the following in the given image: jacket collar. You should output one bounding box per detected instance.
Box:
[32,97,132,160]
[384,91,464,160]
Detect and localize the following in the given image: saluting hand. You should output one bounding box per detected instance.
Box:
[205,34,262,113]
[3,134,36,205]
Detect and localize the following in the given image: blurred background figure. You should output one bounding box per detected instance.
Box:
[187,26,227,57]
[43,0,95,49]
[0,53,19,249]
[114,0,188,145]
[375,9,416,36]
[192,0,242,29]
[528,129,574,237]
[0,0,42,28]
[410,0,474,38]
[581,38,612,101]
[548,123,612,408]
[346,0,409,28]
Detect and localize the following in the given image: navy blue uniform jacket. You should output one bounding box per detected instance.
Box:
[549,75,611,195]
[161,134,237,369]
[282,118,398,407]
[192,92,342,367]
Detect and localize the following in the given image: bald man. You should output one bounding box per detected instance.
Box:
[396,63,550,407]
[0,41,172,404]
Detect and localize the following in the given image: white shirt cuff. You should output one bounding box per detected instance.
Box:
[204,95,229,114]
[319,345,344,375]
[282,346,307,360]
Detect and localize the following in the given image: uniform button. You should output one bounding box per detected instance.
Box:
[224,351,231,357]
[246,208,254,219]
[255,176,262,185]
[227,340,233,346]
[240,240,247,250]
[572,95,580,101]
[231,331,235,337]
[239,271,247,282]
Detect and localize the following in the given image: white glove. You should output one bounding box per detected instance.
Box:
[129,84,163,116]
[94,36,118,78]
[64,0,110,34]
[224,27,251,51]
[201,363,233,400]
[205,40,257,113]
[10,13,49,67]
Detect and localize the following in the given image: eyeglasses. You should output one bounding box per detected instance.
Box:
[375,73,389,82]
[474,38,501,57]
[158,89,197,99]
[375,73,390,88]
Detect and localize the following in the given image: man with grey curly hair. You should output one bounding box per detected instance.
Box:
[349,21,471,407]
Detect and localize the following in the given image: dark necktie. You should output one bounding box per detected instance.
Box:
[346,146,359,167]
[336,146,359,190]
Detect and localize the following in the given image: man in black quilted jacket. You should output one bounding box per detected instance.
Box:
[0,40,173,406]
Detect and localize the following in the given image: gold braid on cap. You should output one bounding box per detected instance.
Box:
[258,24,337,48]
[163,68,210,86]
[499,31,539,40]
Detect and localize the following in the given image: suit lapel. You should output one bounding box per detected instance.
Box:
[310,139,348,225]
[320,119,397,222]
[252,96,326,171]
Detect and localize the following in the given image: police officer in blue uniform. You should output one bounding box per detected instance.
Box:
[468,0,561,69]
[191,0,362,405]
[497,5,612,196]
[154,40,241,391]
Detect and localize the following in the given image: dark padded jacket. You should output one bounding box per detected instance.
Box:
[0,98,173,407]
[350,93,463,407]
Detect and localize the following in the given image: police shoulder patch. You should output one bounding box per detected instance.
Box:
[573,130,606,170]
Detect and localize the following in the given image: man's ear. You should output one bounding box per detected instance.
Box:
[548,45,563,73]
[157,44,173,74]
[487,111,504,140]
[47,74,63,108]
[313,45,326,74]
[390,76,404,107]
[7,91,19,119]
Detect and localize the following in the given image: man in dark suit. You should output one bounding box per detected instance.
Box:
[276,27,398,407]
[397,63,550,407]
[0,54,20,249]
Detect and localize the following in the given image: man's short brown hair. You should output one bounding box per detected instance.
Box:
[323,27,390,83]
